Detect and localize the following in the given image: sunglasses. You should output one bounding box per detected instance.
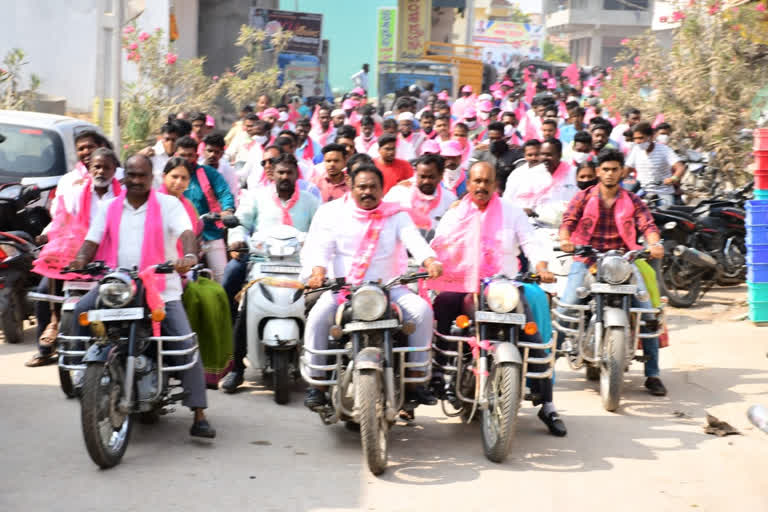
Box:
[261,157,280,167]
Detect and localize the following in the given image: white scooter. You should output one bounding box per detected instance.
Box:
[238,224,306,404]
[531,201,572,298]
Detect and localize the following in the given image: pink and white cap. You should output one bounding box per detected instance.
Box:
[440,139,464,157]
[461,85,473,93]
[342,98,356,110]
[261,107,280,119]
[478,100,493,112]
[437,91,450,101]
[351,87,366,96]
[421,139,440,154]
[463,107,477,119]
[205,114,215,127]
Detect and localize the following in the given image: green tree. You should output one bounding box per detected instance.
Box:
[0,49,41,110]
[543,40,571,63]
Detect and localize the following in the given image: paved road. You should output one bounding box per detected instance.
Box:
[1,287,767,512]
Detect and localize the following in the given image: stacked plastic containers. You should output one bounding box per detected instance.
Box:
[748,128,768,322]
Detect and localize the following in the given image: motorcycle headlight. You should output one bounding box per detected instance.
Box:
[351,285,388,321]
[600,256,633,285]
[485,280,520,313]
[98,275,135,308]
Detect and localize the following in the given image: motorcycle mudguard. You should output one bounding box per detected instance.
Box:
[82,343,110,363]
[262,318,300,348]
[354,346,383,372]
[495,342,523,365]
[603,306,629,328]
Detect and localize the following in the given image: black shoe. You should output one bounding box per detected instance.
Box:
[645,377,667,396]
[304,388,327,410]
[190,419,217,438]
[538,409,567,437]
[408,386,438,406]
[219,371,244,394]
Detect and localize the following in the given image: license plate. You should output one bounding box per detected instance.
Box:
[63,281,97,292]
[260,264,301,274]
[591,283,637,294]
[344,319,399,332]
[475,311,526,325]
[87,308,144,322]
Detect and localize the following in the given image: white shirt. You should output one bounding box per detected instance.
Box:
[86,193,193,303]
[434,198,552,276]
[384,180,457,231]
[395,133,422,162]
[625,142,680,195]
[225,130,258,164]
[301,198,436,283]
[44,175,120,235]
[503,162,577,211]
[351,70,369,91]
[199,157,239,205]
[355,135,379,158]
[150,140,172,189]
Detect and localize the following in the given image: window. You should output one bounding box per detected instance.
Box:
[603,0,649,10]
[0,124,66,178]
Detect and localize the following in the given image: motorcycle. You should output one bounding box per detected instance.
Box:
[649,182,749,307]
[0,183,54,343]
[530,201,572,297]
[552,246,665,411]
[60,261,201,469]
[235,224,306,404]
[432,273,555,463]
[300,272,431,475]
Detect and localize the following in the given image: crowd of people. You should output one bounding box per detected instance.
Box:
[28,65,678,440]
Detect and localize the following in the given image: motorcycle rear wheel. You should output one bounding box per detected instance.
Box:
[481,362,521,463]
[356,369,388,475]
[81,362,132,469]
[600,327,626,412]
[1,290,24,344]
[272,350,292,405]
[658,258,702,308]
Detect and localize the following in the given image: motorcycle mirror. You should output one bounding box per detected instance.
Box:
[21,185,41,203]
[222,216,240,228]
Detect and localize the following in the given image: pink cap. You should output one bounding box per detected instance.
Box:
[261,107,280,119]
[440,139,464,157]
[463,107,477,119]
[205,114,215,127]
[478,100,493,112]
[489,83,500,91]
[342,98,355,110]
[421,139,440,154]
[437,91,450,101]
[502,80,515,88]
[351,87,366,96]
[461,85,473,93]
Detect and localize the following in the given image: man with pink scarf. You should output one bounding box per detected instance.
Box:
[301,164,443,410]
[429,161,567,437]
[68,154,216,438]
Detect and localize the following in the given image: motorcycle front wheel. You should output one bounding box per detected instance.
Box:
[481,362,521,463]
[81,362,132,469]
[57,311,79,399]
[356,369,388,475]
[658,257,702,308]
[600,327,626,412]
[272,350,292,405]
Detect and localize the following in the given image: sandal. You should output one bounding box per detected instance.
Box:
[25,352,58,367]
[38,322,59,347]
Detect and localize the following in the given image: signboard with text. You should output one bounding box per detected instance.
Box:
[397,0,431,60]
[377,7,397,63]
[472,20,545,75]
[249,8,323,56]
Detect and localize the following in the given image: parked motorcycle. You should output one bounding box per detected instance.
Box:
[649,182,749,307]
[0,182,54,343]
[300,272,431,475]
[235,224,306,404]
[60,261,200,469]
[552,246,665,411]
[432,273,555,462]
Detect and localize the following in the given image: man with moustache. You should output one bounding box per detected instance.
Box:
[219,153,319,393]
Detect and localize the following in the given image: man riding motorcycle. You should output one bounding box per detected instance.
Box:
[219,153,319,392]
[430,161,567,437]
[68,154,215,438]
[301,164,443,409]
[557,148,667,397]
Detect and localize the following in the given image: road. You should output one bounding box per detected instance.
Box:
[1,286,767,512]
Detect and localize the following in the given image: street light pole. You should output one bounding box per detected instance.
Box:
[110,0,123,149]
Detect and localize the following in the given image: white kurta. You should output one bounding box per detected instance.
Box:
[384,180,457,231]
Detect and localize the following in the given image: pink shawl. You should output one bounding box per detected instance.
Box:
[77,177,122,228]
[272,185,300,226]
[196,166,224,229]
[347,202,404,285]
[570,187,642,251]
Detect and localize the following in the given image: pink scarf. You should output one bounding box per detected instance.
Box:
[410,184,441,227]
[570,187,642,250]
[95,190,167,291]
[301,139,315,162]
[422,130,437,140]
[356,135,378,153]
[77,177,121,228]
[159,185,202,256]
[272,185,300,226]
[74,161,89,178]
[347,202,404,285]
[427,193,504,293]
[196,166,224,229]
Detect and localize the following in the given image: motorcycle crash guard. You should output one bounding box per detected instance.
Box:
[262,318,301,348]
[83,343,111,363]
[354,346,383,372]
[603,306,629,328]
[495,342,523,365]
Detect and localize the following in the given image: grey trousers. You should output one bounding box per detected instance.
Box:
[304,286,433,378]
[73,289,207,409]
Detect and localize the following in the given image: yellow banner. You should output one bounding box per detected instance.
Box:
[397,0,431,60]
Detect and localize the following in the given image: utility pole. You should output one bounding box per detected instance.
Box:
[97,0,123,149]
[465,0,475,46]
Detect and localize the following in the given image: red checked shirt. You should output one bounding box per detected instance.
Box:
[561,186,659,263]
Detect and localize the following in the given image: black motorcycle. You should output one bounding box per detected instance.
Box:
[650,182,750,307]
[0,183,53,343]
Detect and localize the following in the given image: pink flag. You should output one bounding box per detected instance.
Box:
[651,113,665,128]
[562,63,580,86]
[524,81,536,106]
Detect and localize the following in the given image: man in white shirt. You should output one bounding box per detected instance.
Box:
[396,112,422,161]
[505,138,576,214]
[384,153,457,234]
[350,63,369,92]
[199,132,239,203]
[301,164,443,409]
[625,121,685,207]
[225,113,267,168]
[149,122,182,187]
[68,154,216,438]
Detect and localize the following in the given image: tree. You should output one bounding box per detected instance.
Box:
[0,49,41,110]
[504,4,532,23]
[543,40,571,63]
[602,0,768,186]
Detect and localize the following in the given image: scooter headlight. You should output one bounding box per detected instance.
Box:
[600,256,633,285]
[98,273,135,308]
[485,280,520,313]
[351,285,388,321]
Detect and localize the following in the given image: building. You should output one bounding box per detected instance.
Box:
[543,0,653,67]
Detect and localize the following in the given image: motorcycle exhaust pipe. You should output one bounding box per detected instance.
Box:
[673,245,718,269]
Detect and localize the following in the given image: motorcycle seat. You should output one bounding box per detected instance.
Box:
[664,205,697,214]
[658,207,697,222]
